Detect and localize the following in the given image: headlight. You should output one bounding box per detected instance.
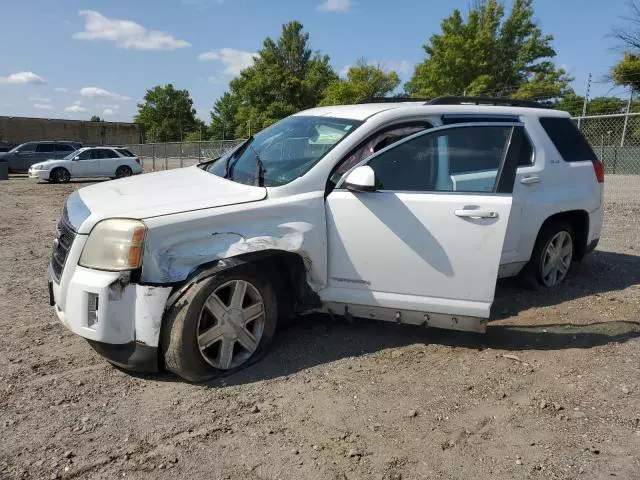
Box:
[79,219,146,271]
[32,164,43,170]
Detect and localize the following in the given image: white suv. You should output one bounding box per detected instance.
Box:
[29,146,143,183]
[47,97,604,382]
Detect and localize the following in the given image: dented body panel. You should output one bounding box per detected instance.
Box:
[141,191,328,287]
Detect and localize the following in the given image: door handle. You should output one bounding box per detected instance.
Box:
[454,209,498,219]
[520,176,540,185]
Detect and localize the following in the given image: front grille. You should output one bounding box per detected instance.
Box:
[51,217,76,282]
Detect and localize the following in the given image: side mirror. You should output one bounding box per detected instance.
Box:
[344,165,377,192]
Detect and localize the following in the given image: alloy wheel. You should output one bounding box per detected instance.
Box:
[541,231,573,287]
[196,279,265,370]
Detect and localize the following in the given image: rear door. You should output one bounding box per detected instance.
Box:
[96,148,121,176]
[54,143,75,159]
[323,123,524,324]
[33,143,56,168]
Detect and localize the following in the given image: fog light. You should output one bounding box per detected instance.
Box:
[87,293,99,329]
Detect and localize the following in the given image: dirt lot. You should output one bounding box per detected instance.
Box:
[1,175,639,480]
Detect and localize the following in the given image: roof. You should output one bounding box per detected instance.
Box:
[295,102,570,121]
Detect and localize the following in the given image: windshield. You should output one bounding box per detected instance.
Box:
[205,115,361,186]
[63,148,87,160]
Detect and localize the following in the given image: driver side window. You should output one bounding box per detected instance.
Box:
[330,123,431,186]
[76,150,92,160]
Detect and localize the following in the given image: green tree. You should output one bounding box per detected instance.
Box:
[183,119,210,141]
[90,115,103,122]
[319,59,400,105]
[555,95,630,116]
[405,0,572,102]
[211,21,337,138]
[135,84,198,142]
[209,92,240,140]
[612,52,640,91]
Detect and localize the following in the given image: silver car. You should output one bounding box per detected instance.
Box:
[0,141,82,172]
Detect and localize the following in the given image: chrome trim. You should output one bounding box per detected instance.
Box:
[64,191,91,231]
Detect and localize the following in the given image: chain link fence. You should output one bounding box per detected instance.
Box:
[573,113,640,175]
[125,140,245,172]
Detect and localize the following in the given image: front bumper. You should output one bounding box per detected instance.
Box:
[49,261,172,372]
[28,168,50,180]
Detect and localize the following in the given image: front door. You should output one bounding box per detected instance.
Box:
[323,123,523,320]
[71,149,99,177]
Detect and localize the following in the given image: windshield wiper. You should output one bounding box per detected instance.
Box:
[249,144,266,187]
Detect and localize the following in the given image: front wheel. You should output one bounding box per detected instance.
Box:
[161,264,278,383]
[50,168,70,184]
[519,221,574,289]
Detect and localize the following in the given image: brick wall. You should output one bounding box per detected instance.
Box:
[0,116,144,147]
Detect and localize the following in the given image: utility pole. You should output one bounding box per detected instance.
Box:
[621,88,634,147]
[578,73,592,128]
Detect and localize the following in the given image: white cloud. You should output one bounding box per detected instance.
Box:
[0,71,46,85]
[198,48,256,75]
[80,87,130,100]
[73,10,190,51]
[102,108,115,116]
[339,64,351,77]
[53,87,68,92]
[33,103,54,110]
[65,104,89,113]
[383,60,413,76]
[318,0,352,12]
[97,103,120,110]
[28,95,51,103]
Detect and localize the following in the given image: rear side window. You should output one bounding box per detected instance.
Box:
[442,115,533,166]
[539,117,597,162]
[116,148,134,157]
[55,144,74,152]
[36,143,55,153]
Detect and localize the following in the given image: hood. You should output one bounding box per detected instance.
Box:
[73,167,266,233]
[32,159,61,168]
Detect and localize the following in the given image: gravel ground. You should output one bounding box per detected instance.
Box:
[1,174,639,480]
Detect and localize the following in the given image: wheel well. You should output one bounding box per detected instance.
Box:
[539,210,589,261]
[49,166,68,177]
[167,250,320,323]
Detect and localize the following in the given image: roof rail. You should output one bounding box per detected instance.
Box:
[358,96,432,104]
[427,96,547,108]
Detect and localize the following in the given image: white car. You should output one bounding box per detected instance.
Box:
[48,97,604,382]
[29,146,143,183]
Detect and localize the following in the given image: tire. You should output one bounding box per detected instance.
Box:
[519,221,575,289]
[115,165,132,178]
[50,168,70,184]
[161,264,278,383]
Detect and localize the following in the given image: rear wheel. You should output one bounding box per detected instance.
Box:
[50,168,70,184]
[519,221,575,289]
[161,264,278,383]
[115,165,132,178]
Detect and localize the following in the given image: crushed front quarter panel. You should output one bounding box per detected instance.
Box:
[140,191,328,289]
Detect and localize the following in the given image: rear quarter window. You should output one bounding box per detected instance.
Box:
[539,117,597,162]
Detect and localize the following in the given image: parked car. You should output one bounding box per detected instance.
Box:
[0,141,82,172]
[48,97,604,382]
[28,146,143,182]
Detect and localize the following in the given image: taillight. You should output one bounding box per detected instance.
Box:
[592,159,605,183]
[134,157,140,165]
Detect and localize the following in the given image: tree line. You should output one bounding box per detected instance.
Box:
[134,0,640,142]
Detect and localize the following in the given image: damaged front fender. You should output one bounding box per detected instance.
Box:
[139,193,328,289]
